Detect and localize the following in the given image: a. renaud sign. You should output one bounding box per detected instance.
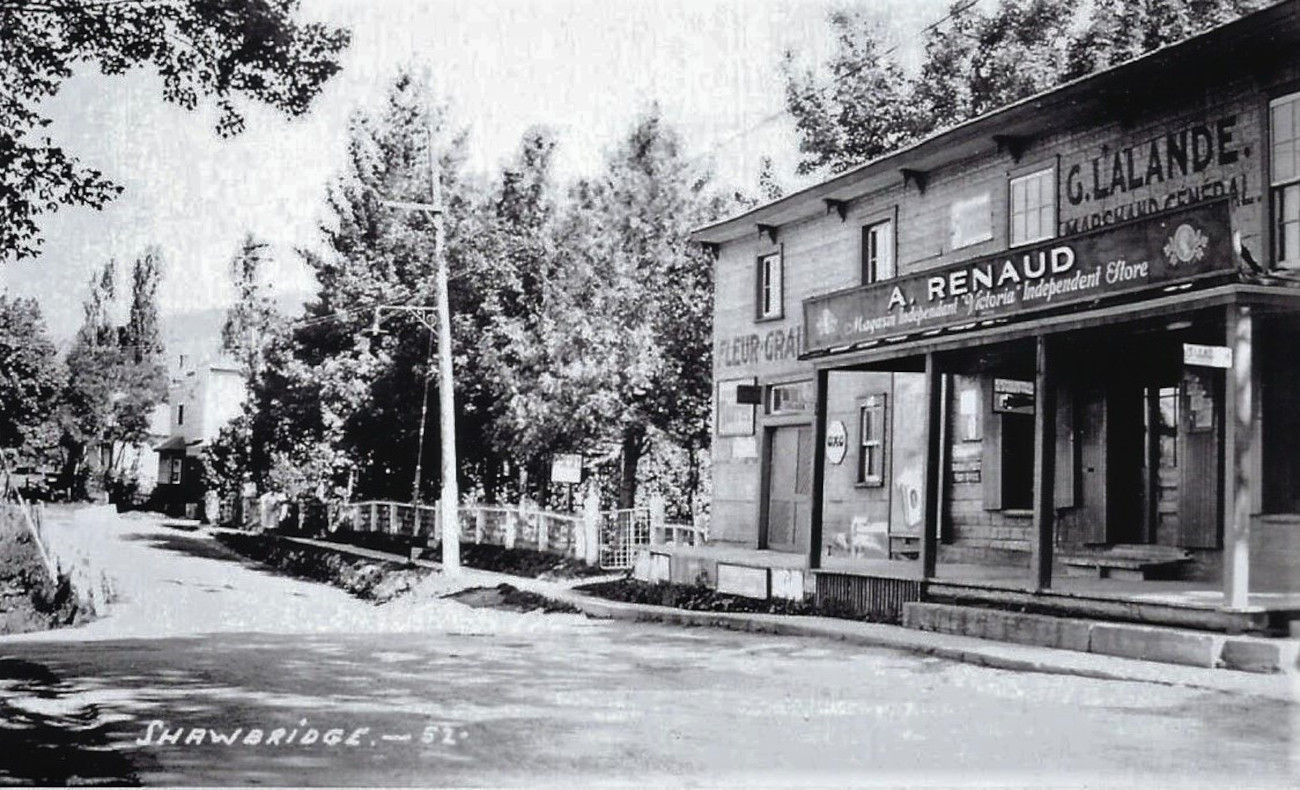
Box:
[803,200,1232,354]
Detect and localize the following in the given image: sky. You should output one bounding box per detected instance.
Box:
[5,0,956,346]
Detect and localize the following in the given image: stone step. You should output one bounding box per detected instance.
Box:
[902,602,1299,674]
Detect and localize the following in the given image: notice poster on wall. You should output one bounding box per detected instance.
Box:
[716,378,756,436]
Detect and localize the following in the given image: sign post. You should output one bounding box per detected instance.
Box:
[550,454,583,512]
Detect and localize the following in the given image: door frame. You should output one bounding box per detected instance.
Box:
[759,420,813,551]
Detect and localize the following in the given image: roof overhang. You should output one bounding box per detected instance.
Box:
[691,0,1300,246]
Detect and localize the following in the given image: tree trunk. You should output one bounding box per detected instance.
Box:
[618,424,646,510]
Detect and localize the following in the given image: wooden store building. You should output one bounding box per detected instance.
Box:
[686,0,1300,629]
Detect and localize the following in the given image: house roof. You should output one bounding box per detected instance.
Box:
[154,436,202,452]
[691,0,1300,245]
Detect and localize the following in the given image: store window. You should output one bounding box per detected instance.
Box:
[768,380,813,415]
[169,458,183,485]
[862,220,895,284]
[1009,167,1056,247]
[858,394,887,486]
[756,251,783,320]
[1272,92,1300,268]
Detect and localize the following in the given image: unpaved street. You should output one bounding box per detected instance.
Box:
[0,507,1295,787]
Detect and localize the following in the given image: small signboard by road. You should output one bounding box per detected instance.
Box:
[550,453,583,484]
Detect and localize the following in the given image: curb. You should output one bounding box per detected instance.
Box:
[549,589,1297,701]
[222,530,1297,702]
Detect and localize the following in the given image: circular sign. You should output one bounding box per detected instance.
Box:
[825,420,848,465]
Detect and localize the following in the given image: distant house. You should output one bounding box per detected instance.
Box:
[152,354,245,518]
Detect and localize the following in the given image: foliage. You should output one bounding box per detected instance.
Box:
[221,233,281,379]
[0,297,63,453]
[2,0,351,262]
[60,255,168,494]
[783,0,1273,177]
[205,69,481,507]
[215,76,733,516]
[913,0,1076,135]
[496,108,733,507]
[781,8,921,176]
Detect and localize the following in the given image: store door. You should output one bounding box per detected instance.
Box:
[763,425,812,553]
[1177,368,1222,548]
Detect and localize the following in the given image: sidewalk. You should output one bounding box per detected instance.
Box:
[258,531,1298,702]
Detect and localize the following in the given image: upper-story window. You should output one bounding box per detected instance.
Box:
[176,403,186,426]
[1272,92,1300,268]
[862,220,895,284]
[756,250,783,320]
[1009,167,1056,247]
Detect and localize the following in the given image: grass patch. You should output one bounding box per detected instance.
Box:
[576,578,897,622]
[215,532,429,603]
[0,508,87,634]
[443,583,580,614]
[456,543,607,580]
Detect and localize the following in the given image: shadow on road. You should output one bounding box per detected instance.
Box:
[119,532,275,573]
[0,657,140,786]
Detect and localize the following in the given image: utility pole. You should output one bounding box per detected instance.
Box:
[375,125,460,575]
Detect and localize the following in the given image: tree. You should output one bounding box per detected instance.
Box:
[784,0,1270,177]
[221,233,280,380]
[0,296,63,454]
[913,0,1077,135]
[501,108,733,509]
[781,8,921,176]
[60,255,168,495]
[2,0,351,262]
[216,68,484,507]
[1064,0,1272,79]
[125,246,165,363]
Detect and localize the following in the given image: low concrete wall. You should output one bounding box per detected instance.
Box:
[903,602,1299,674]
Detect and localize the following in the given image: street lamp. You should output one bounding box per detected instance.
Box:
[375,128,460,575]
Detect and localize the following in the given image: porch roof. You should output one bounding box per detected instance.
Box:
[805,281,1300,371]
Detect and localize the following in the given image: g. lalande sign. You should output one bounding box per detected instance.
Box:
[805,200,1231,354]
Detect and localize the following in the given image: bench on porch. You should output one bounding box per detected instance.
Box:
[1061,544,1193,581]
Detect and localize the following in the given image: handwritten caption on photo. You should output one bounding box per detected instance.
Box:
[135,719,469,748]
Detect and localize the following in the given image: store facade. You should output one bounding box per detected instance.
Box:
[693,1,1300,612]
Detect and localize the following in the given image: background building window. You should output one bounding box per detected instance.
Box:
[756,251,783,319]
[1272,92,1300,268]
[862,220,895,283]
[1009,167,1055,247]
[858,394,887,485]
[176,403,186,426]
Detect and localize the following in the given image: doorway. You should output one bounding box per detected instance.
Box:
[762,424,812,553]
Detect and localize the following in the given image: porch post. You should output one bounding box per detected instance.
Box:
[1031,334,1057,591]
[1223,304,1254,610]
[808,367,830,571]
[920,353,941,580]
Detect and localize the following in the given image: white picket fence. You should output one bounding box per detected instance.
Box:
[322,498,706,570]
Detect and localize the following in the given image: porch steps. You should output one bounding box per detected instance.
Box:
[1059,544,1193,580]
[902,602,1299,674]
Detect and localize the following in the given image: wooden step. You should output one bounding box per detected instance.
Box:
[1060,545,1192,580]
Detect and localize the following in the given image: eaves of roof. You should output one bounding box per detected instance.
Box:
[691,0,1300,245]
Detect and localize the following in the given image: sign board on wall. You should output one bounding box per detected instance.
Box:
[825,420,848,465]
[550,453,582,484]
[993,378,1035,415]
[951,192,993,250]
[804,200,1232,354]
[717,378,756,436]
[1184,343,1233,368]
